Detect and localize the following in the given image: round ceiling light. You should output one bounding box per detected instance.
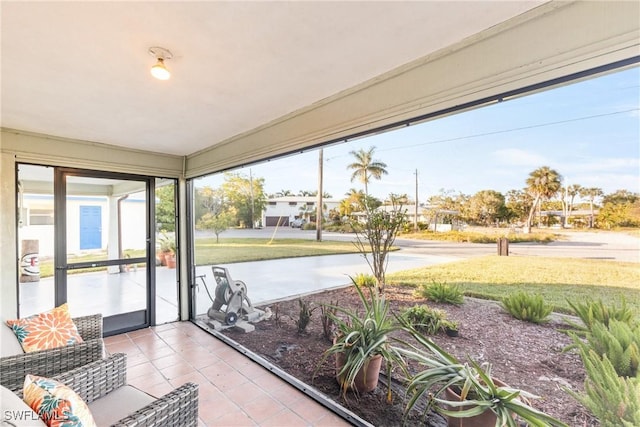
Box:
[148,47,173,80]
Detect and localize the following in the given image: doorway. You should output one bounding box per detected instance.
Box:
[17,164,178,335]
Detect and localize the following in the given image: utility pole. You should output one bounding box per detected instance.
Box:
[249,168,255,229]
[414,169,418,232]
[316,149,323,241]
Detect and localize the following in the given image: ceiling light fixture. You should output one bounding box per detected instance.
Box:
[148,47,173,80]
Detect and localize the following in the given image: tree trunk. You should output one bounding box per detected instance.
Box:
[525,195,540,234]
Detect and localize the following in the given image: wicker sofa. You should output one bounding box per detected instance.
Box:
[1,313,105,392]
[7,352,199,426]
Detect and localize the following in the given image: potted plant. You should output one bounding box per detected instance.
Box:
[442,320,459,337]
[158,233,176,269]
[314,279,401,399]
[396,321,567,427]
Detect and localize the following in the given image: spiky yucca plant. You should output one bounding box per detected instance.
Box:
[395,320,568,426]
[419,281,464,305]
[568,349,640,427]
[573,320,640,378]
[566,298,635,334]
[502,292,552,324]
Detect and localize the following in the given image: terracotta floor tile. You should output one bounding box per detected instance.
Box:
[198,395,242,425]
[292,399,334,424]
[126,327,154,338]
[260,408,309,427]
[104,334,130,345]
[241,395,285,424]
[151,352,186,369]
[268,383,306,407]
[207,411,258,426]
[151,323,176,332]
[159,361,196,380]
[106,323,351,427]
[128,370,167,389]
[126,361,160,380]
[312,411,352,426]
[223,381,264,406]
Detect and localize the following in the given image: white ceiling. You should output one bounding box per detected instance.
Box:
[1,1,545,157]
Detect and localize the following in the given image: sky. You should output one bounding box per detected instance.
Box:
[198,66,640,202]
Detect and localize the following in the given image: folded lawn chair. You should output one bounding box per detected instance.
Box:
[1,313,105,392]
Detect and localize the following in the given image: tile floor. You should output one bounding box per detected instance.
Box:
[104,321,353,427]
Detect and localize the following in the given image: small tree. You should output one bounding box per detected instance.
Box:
[197,211,234,243]
[351,198,406,294]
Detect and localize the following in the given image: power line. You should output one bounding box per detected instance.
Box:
[378,108,639,153]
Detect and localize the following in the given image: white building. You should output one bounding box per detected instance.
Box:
[262,196,341,226]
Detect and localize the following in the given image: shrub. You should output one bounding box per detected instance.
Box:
[402,305,447,335]
[320,302,337,342]
[566,298,635,333]
[575,320,640,378]
[502,292,552,324]
[295,299,316,334]
[419,281,464,305]
[352,272,377,288]
[568,349,640,426]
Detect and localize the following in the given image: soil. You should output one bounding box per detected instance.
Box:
[221,285,597,426]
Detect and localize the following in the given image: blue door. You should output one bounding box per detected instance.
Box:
[79,205,101,249]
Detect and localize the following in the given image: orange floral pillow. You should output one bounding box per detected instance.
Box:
[23,374,96,427]
[6,304,84,353]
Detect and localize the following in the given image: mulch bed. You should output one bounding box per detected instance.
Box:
[221,285,597,426]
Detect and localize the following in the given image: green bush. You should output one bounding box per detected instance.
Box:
[577,320,640,378]
[568,349,640,426]
[502,292,552,324]
[352,272,377,288]
[419,281,464,305]
[566,298,635,333]
[402,305,447,335]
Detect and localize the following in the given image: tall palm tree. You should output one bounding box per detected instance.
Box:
[565,183,582,226]
[347,147,388,202]
[580,187,603,228]
[525,166,562,233]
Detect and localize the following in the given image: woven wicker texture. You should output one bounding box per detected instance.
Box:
[0,314,105,392]
[55,353,199,427]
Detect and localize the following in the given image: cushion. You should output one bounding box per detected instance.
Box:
[1,385,47,426]
[6,304,83,353]
[1,322,26,356]
[23,375,96,427]
[88,385,155,426]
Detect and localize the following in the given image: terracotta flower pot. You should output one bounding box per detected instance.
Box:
[335,353,383,393]
[443,378,509,427]
[165,253,176,269]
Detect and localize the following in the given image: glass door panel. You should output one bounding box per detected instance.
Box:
[17,164,55,317]
[62,172,151,334]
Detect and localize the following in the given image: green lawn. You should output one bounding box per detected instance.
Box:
[387,255,640,314]
[194,238,361,265]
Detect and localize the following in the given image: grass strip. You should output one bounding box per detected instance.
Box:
[387,255,640,314]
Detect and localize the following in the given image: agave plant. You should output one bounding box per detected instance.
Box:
[395,320,568,427]
[314,278,402,400]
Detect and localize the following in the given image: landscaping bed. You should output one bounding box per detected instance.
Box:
[222,285,597,426]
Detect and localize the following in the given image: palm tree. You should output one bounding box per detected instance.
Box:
[347,147,388,204]
[580,187,603,228]
[525,166,562,233]
[565,183,582,227]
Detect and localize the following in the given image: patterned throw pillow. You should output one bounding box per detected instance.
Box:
[6,304,84,353]
[23,375,97,427]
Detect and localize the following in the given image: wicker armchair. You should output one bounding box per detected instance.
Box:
[38,353,199,426]
[1,313,105,392]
